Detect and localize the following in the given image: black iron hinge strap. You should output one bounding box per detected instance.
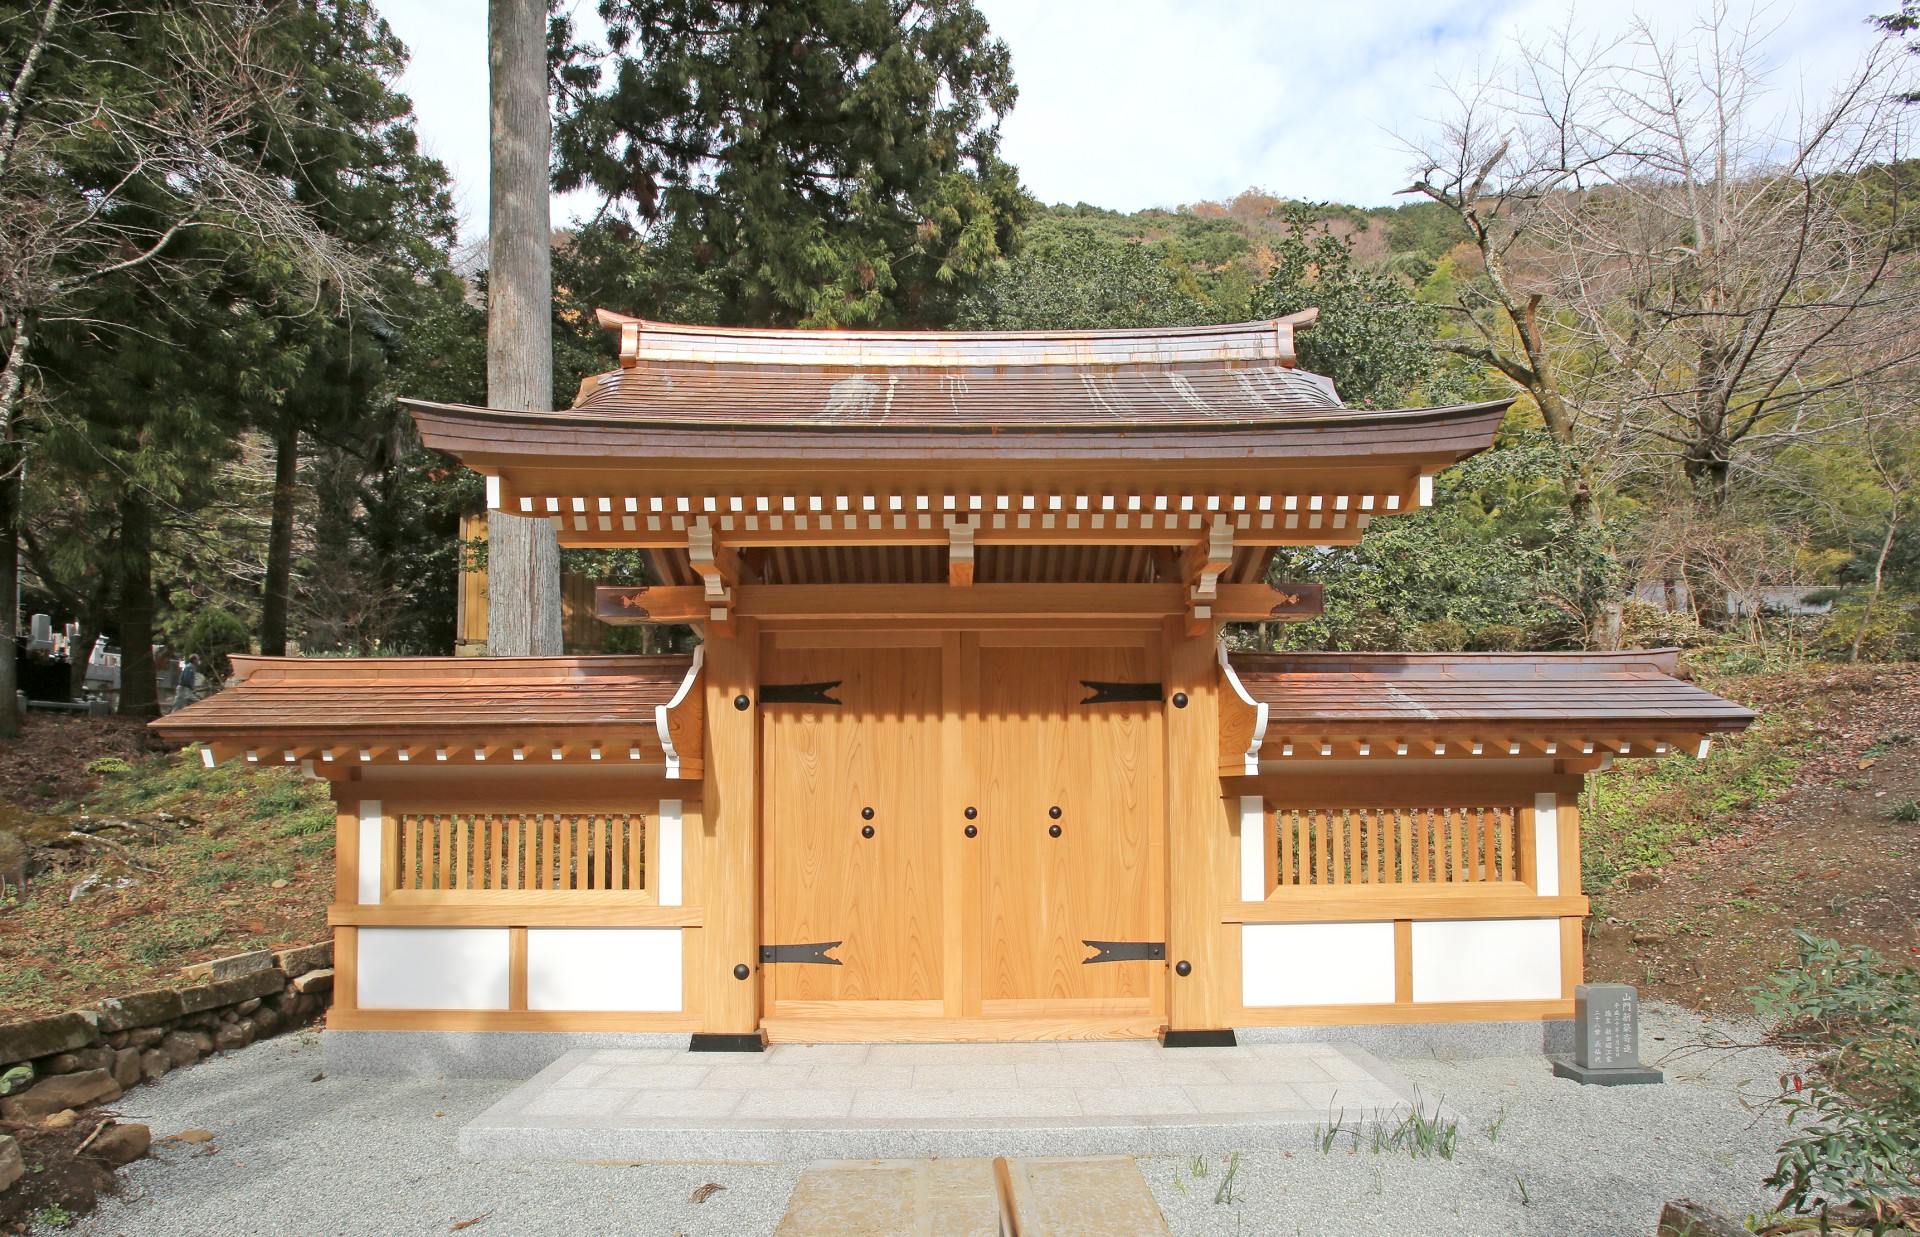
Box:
[759,681,843,705]
[761,941,843,965]
[1079,681,1164,705]
[1082,940,1167,964]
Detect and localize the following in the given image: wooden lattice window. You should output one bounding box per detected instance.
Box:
[393,812,648,894]
[1270,805,1524,890]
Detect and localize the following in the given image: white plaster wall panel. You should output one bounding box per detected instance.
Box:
[1239,796,1266,901]
[526,929,683,1011]
[657,800,683,907]
[356,799,382,905]
[1242,922,1396,1007]
[1410,918,1562,1003]
[1532,793,1560,895]
[357,928,510,1009]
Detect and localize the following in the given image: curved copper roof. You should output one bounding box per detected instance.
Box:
[1226,649,1756,733]
[152,654,697,741]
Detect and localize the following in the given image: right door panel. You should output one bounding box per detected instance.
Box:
[975,639,1165,1013]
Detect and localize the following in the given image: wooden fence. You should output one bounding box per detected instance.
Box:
[1269,804,1524,890]
[393,811,649,896]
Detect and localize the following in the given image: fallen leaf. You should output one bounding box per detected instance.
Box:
[451,1211,493,1231]
[690,1183,727,1204]
[164,1129,214,1144]
[1859,757,1879,770]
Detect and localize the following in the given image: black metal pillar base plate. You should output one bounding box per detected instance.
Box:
[688,1032,768,1053]
[1161,1028,1237,1048]
[1550,1057,1663,1086]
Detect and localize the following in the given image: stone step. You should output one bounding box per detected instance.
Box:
[771,1155,1171,1237]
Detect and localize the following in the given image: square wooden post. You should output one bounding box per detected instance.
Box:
[1164,621,1231,1035]
[699,620,762,1039]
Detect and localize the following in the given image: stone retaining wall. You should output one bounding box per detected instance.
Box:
[0,941,334,1128]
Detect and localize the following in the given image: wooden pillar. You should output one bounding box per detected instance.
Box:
[699,621,761,1040]
[331,790,360,1021]
[1164,620,1231,1035]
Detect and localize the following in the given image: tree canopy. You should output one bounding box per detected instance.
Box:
[552,0,1027,326]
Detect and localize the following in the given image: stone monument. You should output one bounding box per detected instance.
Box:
[1551,983,1663,1086]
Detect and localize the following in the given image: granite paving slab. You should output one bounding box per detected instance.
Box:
[459,1041,1424,1163]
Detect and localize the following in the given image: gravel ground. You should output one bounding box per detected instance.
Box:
[63,1032,805,1237]
[58,1005,1793,1237]
[1144,1004,1795,1237]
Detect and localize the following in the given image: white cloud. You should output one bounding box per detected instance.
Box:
[375,0,1896,238]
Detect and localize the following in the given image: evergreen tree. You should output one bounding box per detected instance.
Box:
[552,0,1027,326]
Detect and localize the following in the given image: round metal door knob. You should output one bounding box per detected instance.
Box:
[1048,824,1062,838]
[1049,806,1062,819]
[964,806,978,820]
[1175,960,1192,977]
[1172,692,1189,709]
[733,694,751,711]
[861,806,875,820]
[861,825,875,839]
[733,963,751,980]
[964,824,978,838]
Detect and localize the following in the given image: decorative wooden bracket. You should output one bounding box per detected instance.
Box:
[688,521,740,635]
[947,519,976,588]
[1180,518,1235,635]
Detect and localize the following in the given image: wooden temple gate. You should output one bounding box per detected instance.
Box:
[155,315,1755,1046]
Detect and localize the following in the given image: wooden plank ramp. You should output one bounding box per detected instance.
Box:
[773,1156,1170,1237]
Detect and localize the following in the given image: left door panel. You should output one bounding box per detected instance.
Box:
[760,641,945,1013]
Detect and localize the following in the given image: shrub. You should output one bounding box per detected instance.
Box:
[1813,592,1920,663]
[1472,623,1529,651]
[178,607,252,679]
[1756,931,1920,1234]
[1412,617,1471,652]
[1620,600,1707,649]
[83,757,133,777]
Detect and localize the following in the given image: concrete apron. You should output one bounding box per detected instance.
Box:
[773,1156,1172,1237]
[458,1040,1428,1163]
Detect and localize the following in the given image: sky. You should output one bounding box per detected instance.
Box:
[374,0,1891,242]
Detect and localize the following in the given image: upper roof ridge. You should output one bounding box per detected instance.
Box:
[592,309,1321,370]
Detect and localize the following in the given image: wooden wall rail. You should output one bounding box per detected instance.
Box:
[328,903,700,928]
[1222,894,1589,923]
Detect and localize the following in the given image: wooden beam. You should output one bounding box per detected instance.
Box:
[594,584,706,625]
[731,583,1187,622]
[1224,893,1590,923]
[1212,582,1325,623]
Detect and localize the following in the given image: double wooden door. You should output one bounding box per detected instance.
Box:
[759,632,1166,1036]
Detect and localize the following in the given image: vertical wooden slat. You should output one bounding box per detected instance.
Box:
[631,814,645,891]
[588,814,601,890]
[436,814,450,890]
[608,813,624,891]
[1264,807,1280,894]
[559,813,575,891]
[400,816,416,891]
[456,814,471,890]
[1277,809,1292,887]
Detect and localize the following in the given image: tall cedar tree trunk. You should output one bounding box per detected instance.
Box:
[0,316,31,736]
[485,0,562,656]
[0,447,17,733]
[116,491,158,717]
[259,416,299,656]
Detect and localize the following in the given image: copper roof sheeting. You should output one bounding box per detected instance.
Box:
[152,654,698,741]
[404,313,1513,459]
[1225,649,1756,732]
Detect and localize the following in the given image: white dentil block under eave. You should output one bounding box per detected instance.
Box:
[1242,922,1397,1007]
[526,929,683,1011]
[356,800,382,906]
[1409,918,1562,1003]
[357,928,510,1010]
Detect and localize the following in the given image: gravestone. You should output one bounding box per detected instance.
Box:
[1550,983,1663,1086]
